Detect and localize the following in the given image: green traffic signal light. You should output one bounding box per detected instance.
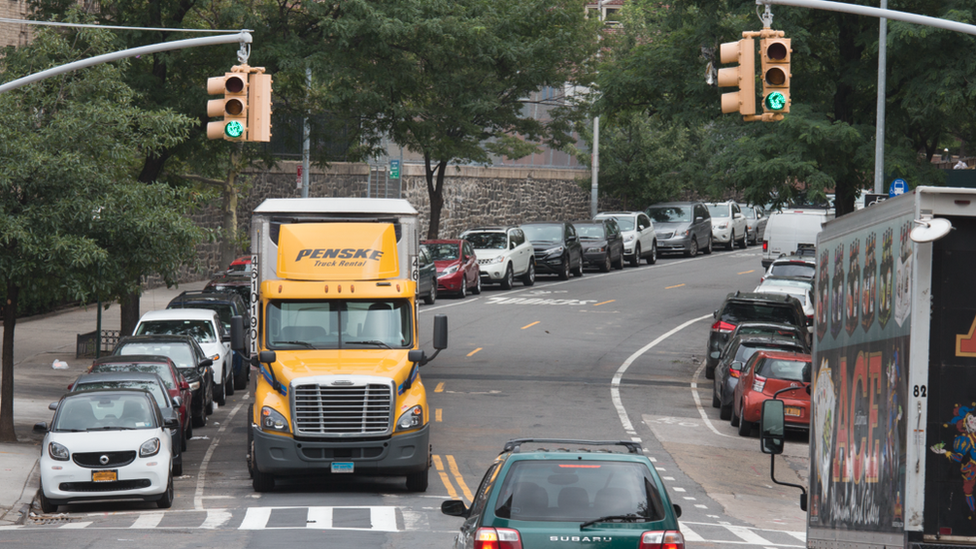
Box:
[225,120,245,138]
[764,92,787,111]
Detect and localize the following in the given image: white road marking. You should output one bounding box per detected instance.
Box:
[130,513,163,529]
[679,522,706,541]
[691,361,735,438]
[194,400,245,510]
[200,509,232,529]
[727,524,775,545]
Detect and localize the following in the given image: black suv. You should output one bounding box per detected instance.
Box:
[520,222,583,280]
[705,291,807,379]
[168,290,251,390]
[113,335,215,428]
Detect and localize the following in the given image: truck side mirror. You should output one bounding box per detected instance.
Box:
[259,350,277,364]
[433,314,448,350]
[760,399,786,455]
[231,315,245,352]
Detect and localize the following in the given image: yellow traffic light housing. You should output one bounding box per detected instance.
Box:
[760,36,791,115]
[247,72,273,143]
[207,72,248,141]
[717,38,756,117]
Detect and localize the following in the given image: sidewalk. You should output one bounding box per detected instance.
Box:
[0,280,208,525]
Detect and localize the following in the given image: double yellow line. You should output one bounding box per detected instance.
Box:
[433,455,474,503]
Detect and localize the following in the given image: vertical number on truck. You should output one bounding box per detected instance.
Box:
[913,385,927,397]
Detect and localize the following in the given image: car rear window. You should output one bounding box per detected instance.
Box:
[136,320,217,343]
[721,302,801,326]
[465,233,507,249]
[736,342,804,364]
[770,263,816,278]
[756,358,811,382]
[90,363,177,390]
[492,460,665,522]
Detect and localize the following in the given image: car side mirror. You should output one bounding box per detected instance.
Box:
[760,399,786,455]
[33,422,48,434]
[171,396,183,408]
[164,417,180,430]
[199,358,214,370]
[713,309,718,319]
[510,241,517,250]
[48,402,58,411]
[731,361,743,371]
[672,504,682,518]
[441,499,469,517]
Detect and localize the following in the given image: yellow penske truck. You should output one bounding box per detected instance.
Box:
[231,198,447,492]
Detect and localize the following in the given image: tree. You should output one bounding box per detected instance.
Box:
[312,0,601,238]
[589,0,975,215]
[0,26,201,441]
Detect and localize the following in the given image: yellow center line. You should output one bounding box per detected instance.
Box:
[435,408,442,422]
[738,269,755,275]
[433,455,460,500]
[665,283,685,290]
[593,300,616,307]
[466,348,482,357]
[521,321,540,330]
[446,455,475,502]
[434,382,445,393]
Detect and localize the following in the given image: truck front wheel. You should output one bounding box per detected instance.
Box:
[406,468,429,492]
[252,465,275,492]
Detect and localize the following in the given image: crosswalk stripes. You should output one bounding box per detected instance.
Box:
[239,506,398,531]
[679,521,805,547]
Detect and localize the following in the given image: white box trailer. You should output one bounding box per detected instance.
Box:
[779,186,976,548]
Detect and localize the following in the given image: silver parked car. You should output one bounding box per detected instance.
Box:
[646,201,713,257]
[740,204,768,245]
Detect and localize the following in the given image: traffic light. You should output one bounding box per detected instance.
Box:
[207,72,248,141]
[717,38,756,117]
[760,36,791,115]
[247,72,273,142]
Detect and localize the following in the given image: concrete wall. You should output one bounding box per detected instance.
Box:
[180,161,618,280]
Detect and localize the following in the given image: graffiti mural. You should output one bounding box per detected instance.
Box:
[861,232,876,333]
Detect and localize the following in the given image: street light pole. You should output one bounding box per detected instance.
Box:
[591,0,605,218]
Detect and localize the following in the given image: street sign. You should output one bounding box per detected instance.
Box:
[864,193,887,207]
[889,178,907,197]
[296,165,302,189]
[390,159,400,180]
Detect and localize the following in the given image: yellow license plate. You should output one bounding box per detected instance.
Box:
[92,470,117,482]
[785,406,802,417]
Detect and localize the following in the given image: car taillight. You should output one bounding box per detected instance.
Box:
[730,369,741,378]
[711,320,736,333]
[762,240,768,252]
[639,530,684,549]
[753,375,766,393]
[474,527,522,549]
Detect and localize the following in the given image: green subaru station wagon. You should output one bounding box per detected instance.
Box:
[441,439,685,549]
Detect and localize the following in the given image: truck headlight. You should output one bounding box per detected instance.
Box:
[396,406,423,432]
[261,406,291,433]
[48,441,69,461]
[139,437,160,458]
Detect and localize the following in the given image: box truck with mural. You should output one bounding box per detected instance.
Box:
[232,198,448,493]
[760,186,976,547]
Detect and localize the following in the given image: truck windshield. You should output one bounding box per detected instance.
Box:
[267,299,413,350]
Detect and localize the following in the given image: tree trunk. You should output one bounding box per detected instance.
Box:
[120,286,140,337]
[0,281,18,442]
[425,156,447,240]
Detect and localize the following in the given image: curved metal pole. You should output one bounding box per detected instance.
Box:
[0,31,252,94]
[758,0,976,37]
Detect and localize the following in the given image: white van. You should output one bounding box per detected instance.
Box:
[761,210,834,268]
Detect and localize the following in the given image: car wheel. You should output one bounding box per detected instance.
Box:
[181,427,188,451]
[705,362,715,380]
[685,238,697,257]
[703,236,713,255]
[521,260,536,286]
[731,400,740,427]
[727,234,735,250]
[559,257,571,280]
[600,255,611,272]
[186,415,194,438]
[157,474,174,509]
[172,455,183,477]
[193,402,207,428]
[612,248,624,270]
[225,368,235,396]
[629,245,640,266]
[206,381,215,415]
[647,241,657,265]
[234,362,248,391]
[424,283,437,305]
[458,277,467,298]
[500,264,515,290]
[472,274,482,294]
[738,406,754,436]
[720,402,732,421]
[711,386,720,408]
[572,255,583,277]
[215,381,226,406]
[38,482,58,514]
[738,231,747,249]
[406,468,429,492]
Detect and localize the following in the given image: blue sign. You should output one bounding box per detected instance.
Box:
[889,178,907,197]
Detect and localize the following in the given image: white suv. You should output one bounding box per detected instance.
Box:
[460,227,536,290]
[594,211,657,265]
[133,309,233,406]
[705,201,748,250]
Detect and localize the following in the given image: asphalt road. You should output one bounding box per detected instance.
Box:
[0,245,811,548]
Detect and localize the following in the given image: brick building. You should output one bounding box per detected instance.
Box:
[0,2,30,49]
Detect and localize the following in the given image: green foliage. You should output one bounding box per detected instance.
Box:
[0,25,202,313]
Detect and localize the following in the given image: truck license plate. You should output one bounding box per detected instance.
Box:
[331,462,354,474]
[785,406,802,417]
[92,470,118,482]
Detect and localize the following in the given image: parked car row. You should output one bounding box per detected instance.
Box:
[34,291,250,513]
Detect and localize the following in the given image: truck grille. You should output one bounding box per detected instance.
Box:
[292,381,393,437]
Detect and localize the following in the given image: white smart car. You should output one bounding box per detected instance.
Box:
[35,389,176,513]
[133,308,233,406]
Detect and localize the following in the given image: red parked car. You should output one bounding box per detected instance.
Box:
[421,239,481,298]
[731,349,811,437]
[86,354,195,446]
